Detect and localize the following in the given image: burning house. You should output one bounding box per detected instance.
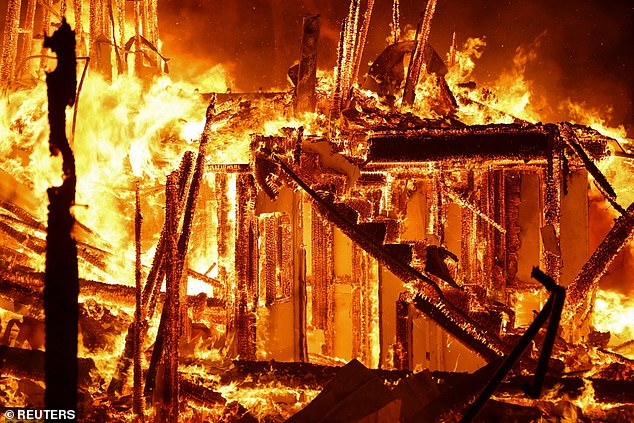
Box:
[1,0,633,422]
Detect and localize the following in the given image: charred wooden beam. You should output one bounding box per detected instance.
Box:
[543,130,562,282]
[391,0,400,43]
[43,18,78,414]
[395,294,410,370]
[402,0,437,107]
[133,182,145,420]
[162,172,180,422]
[180,379,226,408]
[351,0,374,86]
[367,125,556,164]
[146,109,211,399]
[459,268,564,422]
[559,123,625,213]
[330,20,346,119]
[16,0,37,78]
[295,15,320,115]
[106,152,193,398]
[235,174,258,360]
[143,151,194,315]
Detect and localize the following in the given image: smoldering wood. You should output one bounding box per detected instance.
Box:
[0,267,223,318]
[351,0,374,86]
[133,182,144,419]
[368,125,552,163]
[16,0,37,78]
[162,171,180,422]
[143,151,194,314]
[107,152,193,398]
[147,125,209,399]
[0,345,95,386]
[234,174,258,360]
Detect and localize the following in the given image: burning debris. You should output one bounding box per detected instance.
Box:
[1,0,633,422]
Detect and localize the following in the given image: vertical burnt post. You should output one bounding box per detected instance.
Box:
[43,18,78,414]
[394,294,410,370]
[402,0,438,107]
[133,182,145,420]
[163,172,180,423]
[235,173,258,360]
[295,15,320,115]
[0,0,22,85]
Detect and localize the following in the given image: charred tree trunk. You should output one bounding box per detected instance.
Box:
[43,19,78,415]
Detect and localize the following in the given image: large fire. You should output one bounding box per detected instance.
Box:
[0,0,633,421]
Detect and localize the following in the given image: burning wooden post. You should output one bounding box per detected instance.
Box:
[391,0,400,44]
[107,152,193,397]
[162,172,180,423]
[235,174,258,359]
[402,0,438,107]
[395,294,410,370]
[449,32,457,67]
[351,0,375,86]
[133,181,144,420]
[147,107,210,398]
[294,15,320,115]
[115,0,125,53]
[0,0,21,85]
[142,0,160,67]
[43,17,79,413]
[459,268,566,422]
[133,0,142,74]
[543,130,563,282]
[72,0,85,54]
[330,21,346,120]
[16,0,37,78]
[40,0,53,70]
